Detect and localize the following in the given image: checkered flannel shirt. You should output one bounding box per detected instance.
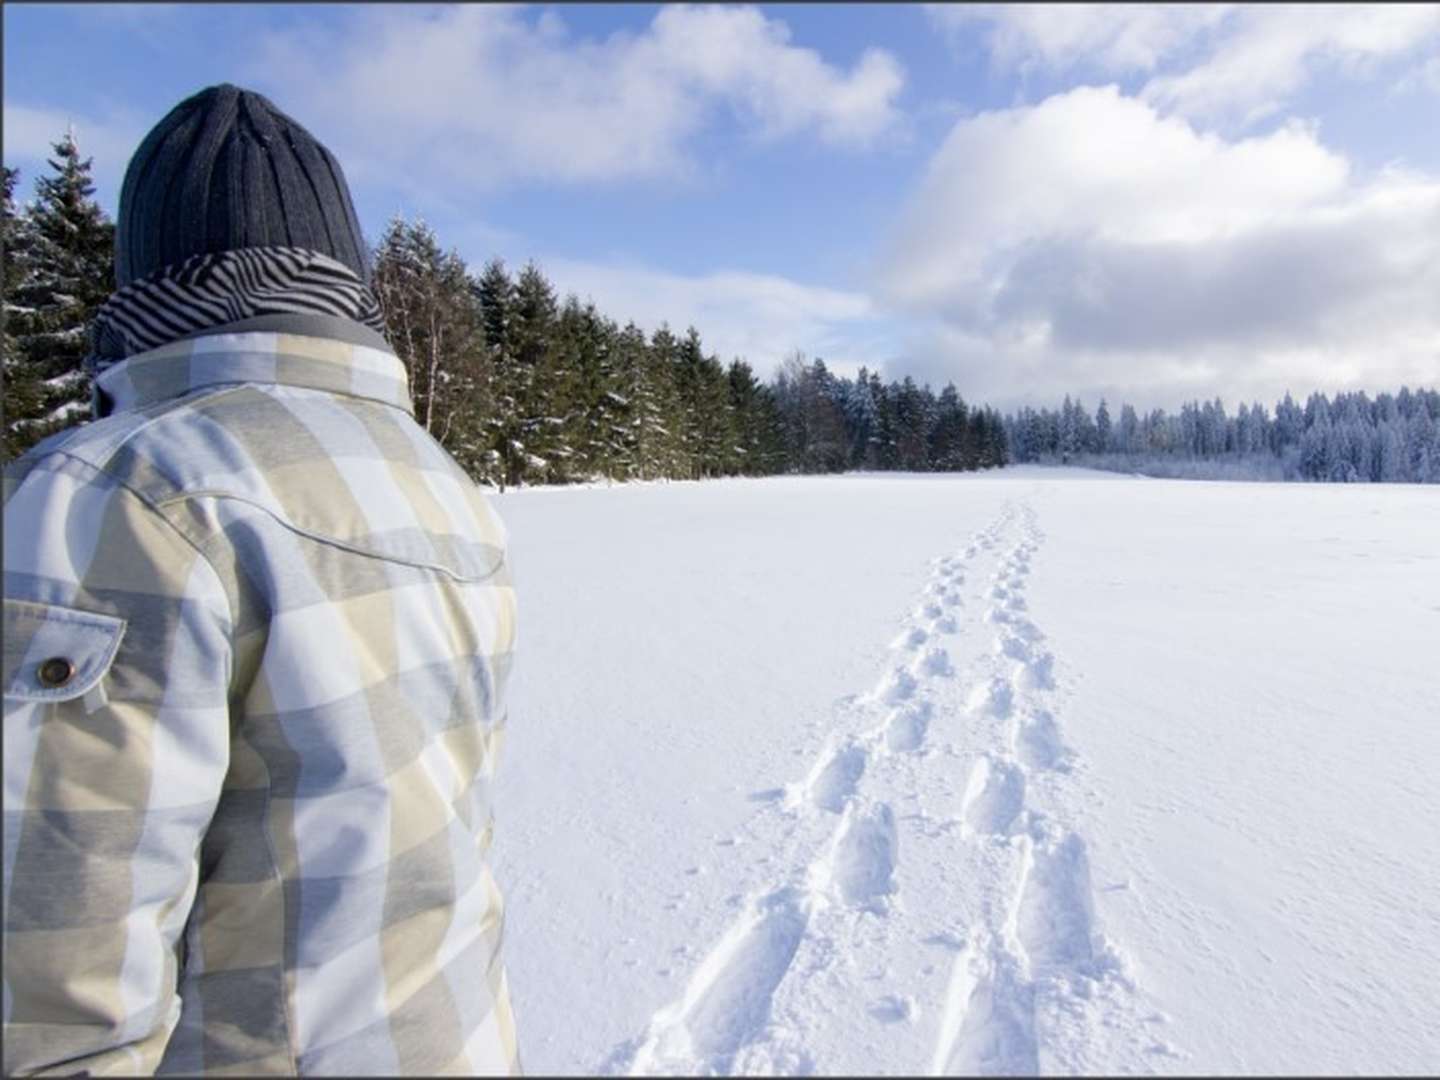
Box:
[3,331,519,1075]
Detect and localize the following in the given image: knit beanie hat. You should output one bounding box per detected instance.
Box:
[115,84,370,287]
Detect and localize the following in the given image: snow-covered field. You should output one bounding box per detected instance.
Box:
[488,466,1440,1076]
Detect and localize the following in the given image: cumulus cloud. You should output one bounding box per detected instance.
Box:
[253,4,905,192]
[878,85,1440,409]
[536,256,897,380]
[934,4,1440,125]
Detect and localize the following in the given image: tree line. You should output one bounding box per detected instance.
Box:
[2,130,1008,484]
[1005,391,1440,483]
[7,130,1431,486]
[322,214,1010,488]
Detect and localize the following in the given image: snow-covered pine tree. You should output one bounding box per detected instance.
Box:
[772,351,806,470]
[930,383,967,471]
[2,166,47,461]
[1059,395,1080,461]
[1117,403,1139,455]
[869,370,897,469]
[726,358,766,476]
[752,378,788,475]
[556,296,625,481]
[506,261,560,486]
[672,327,706,479]
[1095,398,1113,454]
[645,324,685,479]
[693,347,734,478]
[4,133,115,460]
[610,321,651,480]
[893,376,929,471]
[1406,402,1437,483]
[474,258,523,489]
[808,359,849,472]
[844,366,878,469]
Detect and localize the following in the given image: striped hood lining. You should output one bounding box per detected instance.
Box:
[89,246,388,367]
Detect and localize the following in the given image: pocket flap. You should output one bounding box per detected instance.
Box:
[3,599,127,703]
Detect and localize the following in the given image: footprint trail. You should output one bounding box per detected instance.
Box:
[610,501,1156,1076]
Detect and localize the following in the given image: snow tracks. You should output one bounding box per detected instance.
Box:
[609,502,1152,1076]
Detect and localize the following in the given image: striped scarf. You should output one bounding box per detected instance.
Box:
[89,246,388,367]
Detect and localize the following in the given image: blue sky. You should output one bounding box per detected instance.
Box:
[6,3,1439,410]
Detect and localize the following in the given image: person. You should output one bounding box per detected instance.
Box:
[2,84,519,1075]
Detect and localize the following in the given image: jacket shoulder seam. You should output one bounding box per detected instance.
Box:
[155,488,507,584]
[42,449,240,634]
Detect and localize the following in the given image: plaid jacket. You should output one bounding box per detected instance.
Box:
[3,331,519,1075]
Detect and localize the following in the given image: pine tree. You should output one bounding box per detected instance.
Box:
[805,359,847,473]
[504,261,560,486]
[930,383,968,470]
[645,324,685,479]
[4,133,115,459]
[893,376,930,471]
[683,343,731,478]
[1095,398,1113,454]
[474,258,523,488]
[611,321,653,480]
[2,166,47,460]
[556,296,625,481]
[870,370,897,469]
[727,358,767,476]
[844,366,879,469]
[672,327,706,478]
[1059,396,1080,461]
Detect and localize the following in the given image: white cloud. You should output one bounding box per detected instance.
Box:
[878,85,1440,410]
[936,4,1440,125]
[253,4,905,192]
[535,256,897,380]
[1391,51,1440,97]
[1142,4,1440,123]
[926,3,1231,76]
[2,102,146,189]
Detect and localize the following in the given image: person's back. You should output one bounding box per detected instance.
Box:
[3,86,519,1076]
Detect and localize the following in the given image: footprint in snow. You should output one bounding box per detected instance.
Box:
[806,743,868,813]
[966,677,1013,718]
[892,625,928,651]
[628,888,810,1076]
[1016,710,1071,772]
[1017,831,1105,975]
[932,946,1040,1078]
[960,755,1026,837]
[875,665,918,704]
[913,646,953,678]
[885,701,931,753]
[829,802,898,912]
[1013,651,1054,690]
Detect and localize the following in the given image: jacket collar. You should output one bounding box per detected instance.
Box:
[93,330,414,418]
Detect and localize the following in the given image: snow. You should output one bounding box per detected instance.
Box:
[489,466,1440,1075]
[42,399,88,424]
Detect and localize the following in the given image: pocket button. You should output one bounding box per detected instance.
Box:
[37,657,76,688]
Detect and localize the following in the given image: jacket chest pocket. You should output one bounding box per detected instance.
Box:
[3,599,127,705]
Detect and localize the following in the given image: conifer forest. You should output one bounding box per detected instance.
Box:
[4,133,1437,484]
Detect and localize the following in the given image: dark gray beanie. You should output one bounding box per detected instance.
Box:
[116,84,370,287]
